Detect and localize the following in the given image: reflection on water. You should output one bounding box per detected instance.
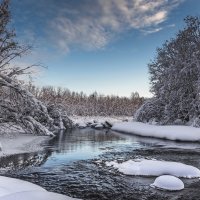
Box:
[41,128,143,167]
[0,128,143,171]
[1,128,200,171]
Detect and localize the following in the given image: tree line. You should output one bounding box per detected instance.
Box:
[26,84,144,116]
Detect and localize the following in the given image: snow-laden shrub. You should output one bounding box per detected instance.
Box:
[47,104,74,130]
[134,98,164,124]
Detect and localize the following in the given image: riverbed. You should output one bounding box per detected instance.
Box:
[0,128,200,200]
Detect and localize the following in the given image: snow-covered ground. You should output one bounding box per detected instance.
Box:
[0,123,81,199]
[0,176,80,200]
[71,115,132,126]
[0,132,49,158]
[106,159,200,191]
[0,191,80,200]
[106,159,200,178]
[0,176,45,197]
[112,122,200,142]
[71,115,132,129]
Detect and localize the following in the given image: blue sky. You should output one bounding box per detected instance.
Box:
[10,0,200,97]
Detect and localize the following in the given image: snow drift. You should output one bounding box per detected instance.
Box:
[112,122,200,142]
[0,176,80,200]
[0,176,45,197]
[106,159,200,178]
[0,191,79,200]
[151,175,184,191]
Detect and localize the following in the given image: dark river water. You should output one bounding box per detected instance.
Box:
[1,128,200,200]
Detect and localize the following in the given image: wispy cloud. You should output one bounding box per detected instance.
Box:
[49,17,111,52]
[13,0,184,53]
[142,27,163,35]
[48,0,183,52]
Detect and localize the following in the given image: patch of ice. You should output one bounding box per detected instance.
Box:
[106,159,200,178]
[0,133,49,157]
[112,122,200,142]
[150,175,184,191]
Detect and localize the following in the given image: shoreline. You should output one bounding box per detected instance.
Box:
[70,115,133,125]
[0,132,50,158]
[0,116,133,158]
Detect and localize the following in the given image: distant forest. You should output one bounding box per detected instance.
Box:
[27,84,144,116]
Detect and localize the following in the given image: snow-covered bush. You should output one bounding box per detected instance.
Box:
[134,98,164,124]
[47,104,74,130]
[135,16,200,126]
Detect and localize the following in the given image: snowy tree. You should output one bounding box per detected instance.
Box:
[135,16,200,126]
[0,0,73,135]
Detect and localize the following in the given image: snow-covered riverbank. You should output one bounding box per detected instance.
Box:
[0,131,49,158]
[0,176,80,200]
[112,122,200,142]
[71,115,132,128]
[0,116,132,158]
[2,118,200,159]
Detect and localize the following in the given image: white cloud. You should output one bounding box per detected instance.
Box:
[50,17,111,52]
[47,0,183,52]
[142,27,163,35]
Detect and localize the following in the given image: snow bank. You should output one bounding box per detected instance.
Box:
[72,116,132,126]
[0,191,79,200]
[151,175,184,191]
[106,159,200,178]
[0,132,49,157]
[72,116,132,130]
[112,122,200,142]
[0,176,81,200]
[0,176,45,197]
